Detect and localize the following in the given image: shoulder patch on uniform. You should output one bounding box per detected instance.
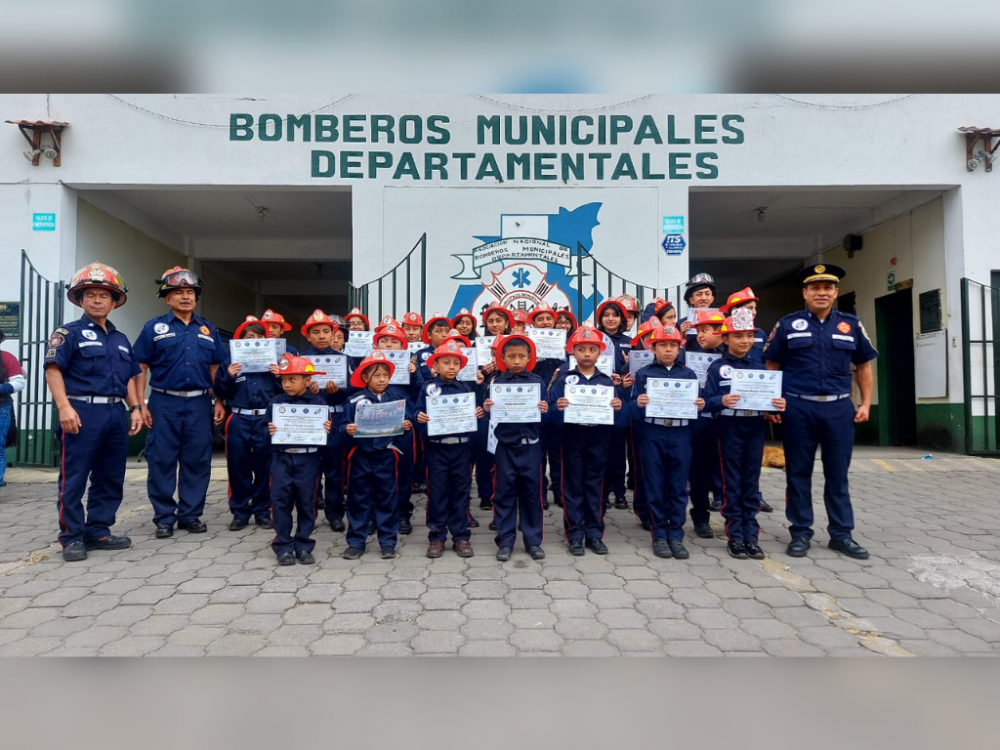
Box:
[48,333,65,348]
[426,383,441,396]
[858,321,872,342]
[565,374,579,385]
[46,348,56,359]
[154,322,170,335]
[53,327,69,336]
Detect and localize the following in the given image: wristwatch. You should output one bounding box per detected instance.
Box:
[129,404,143,413]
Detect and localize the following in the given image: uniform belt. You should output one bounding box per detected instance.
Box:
[720,409,761,417]
[430,436,470,445]
[787,393,851,403]
[231,407,267,416]
[150,387,211,398]
[67,395,122,404]
[644,417,689,427]
[277,447,319,454]
[329,405,345,414]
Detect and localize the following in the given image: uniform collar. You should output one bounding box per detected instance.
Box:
[166,312,203,327]
[433,376,460,388]
[723,350,751,364]
[364,388,385,401]
[80,312,115,333]
[570,367,600,380]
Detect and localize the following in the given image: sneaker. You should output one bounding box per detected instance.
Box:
[745,542,765,560]
[254,517,274,530]
[380,546,397,559]
[667,540,689,559]
[62,542,87,562]
[453,540,475,558]
[398,517,413,535]
[229,517,249,531]
[342,546,365,560]
[426,541,446,559]
[585,538,609,555]
[728,540,748,559]
[276,552,295,566]
[568,539,585,556]
[295,550,316,565]
[495,546,513,562]
[84,535,132,551]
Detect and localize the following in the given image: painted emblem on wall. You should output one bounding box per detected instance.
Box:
[449,203,605,323]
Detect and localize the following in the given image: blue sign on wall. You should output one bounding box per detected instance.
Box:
[662,234,686,256]
[662,216,685,234]
[32,213,56,231]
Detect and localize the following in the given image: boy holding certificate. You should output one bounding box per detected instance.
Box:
[342,350,413,560]
[482,333,550,562]
[528,302,562,510]
[215,316,283,532]
[630,324,704,560]
[703,313,786,560]
[301,310,352,534]
[688,310,727,536]
[416,312,454,383]
[266,355,332,566]
[374,324,423,535]
[549,326,622,556]
[415,341,485,559]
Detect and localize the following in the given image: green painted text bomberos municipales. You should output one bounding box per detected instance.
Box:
[229,113,745,181]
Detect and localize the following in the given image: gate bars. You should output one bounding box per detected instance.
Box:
[960,277,1000,456]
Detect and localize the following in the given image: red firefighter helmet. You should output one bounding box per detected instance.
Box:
[481,305,515,330]
[567,325,608,353]
[402,312,423,327]
[630,316,663,347]
[647,324,684,344]
[421,312,453,344]
[234,315,270,340]
[156,267,203,299]
[350,349,396,389]
[427,339,469,371]
[719,287,760,314]
[260,309,292,332]
[344,307,371,330]
[301,309,339,337]
[277,354,326,377]
[373,324,408,348]
[496,333,537,371]
[66,262,128,308]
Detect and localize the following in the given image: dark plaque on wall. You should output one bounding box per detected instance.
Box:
[0,302,20,339]
[919,289,942,334]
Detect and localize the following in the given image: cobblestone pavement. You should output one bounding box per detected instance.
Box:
[1,448,1000,656]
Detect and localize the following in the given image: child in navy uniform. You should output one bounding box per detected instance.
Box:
[301,309,351,532]
[416,340,485,558]
[595,298,633,511]
[475,337,502,516]
[549,325,622,556]
[215,316,282,531]
[627,316,662,531]
[266,355,332,565]
[631,324,704,560]
[527,302,560,510]
[260,309,298,356]
[483,334,550,561]
[342,350,414,560]
[703,312,786,560]
[687,310,727,538]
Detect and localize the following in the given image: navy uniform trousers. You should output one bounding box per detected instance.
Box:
[321,410,346,523]
[602,416,628,502]
[492,441,544,549]
[396,430,416,522]
[346,448,399,550]
[146,391,213,527]
[782,396,856,542]
[269,450,320,555]
[545,424,563,502]
[629,422,648,522]
[717,417,765,543]
[225,412,271,522]
[638,423,693,541]
[689,415,720,526]
[57,402,128,546]
[560,424,608,541]
[425,439,473,543]
[474,417,495,508]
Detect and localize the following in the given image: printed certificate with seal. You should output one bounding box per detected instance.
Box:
[729,370,783,411]
[686,351,722,387]
[527,328,567,360]
[569,353,614,377]
[645,377,699,420]
[475,336,496,363]
[230,338,278,373]
[457,347,479,382]
[303,355,347,389]
[564,384,614,426]
[271,404,328,446]
[426,392,478,437]
[355,399,406,438]
[344,330,375,358]
[408,341,428,354]
[385,349,411,385]
[489,382,541,424]
[628,349,655,378]
[274,339,287,360]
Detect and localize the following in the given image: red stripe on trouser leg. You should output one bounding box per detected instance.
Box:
[58,432,67,539]
[717,437,732,540]
[224,413,234,503]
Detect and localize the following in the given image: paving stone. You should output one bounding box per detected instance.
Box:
[607,629,661,652]
[760,639,826,656]
[897,639,960,657]
[505,590,553,609]
[61,595,121,618]
[510,629,564,652]
[753,588,807,608]
[412,632,464,654]
[686,609,740,630]
[664,640,723,657]
[721,599,774,619]
[356,643,414,657]
[554,619,609,640]
[420,589,468,610]
[925,628,992,653]
[588,590,638,608]
[167,626,227,646]
[2,607,62,629]
[703,628,764,652]
[153,594,211,615]
[864,589,920,608]
[624,581,673,599]
[460,641,517,657]
[229,614,284,635]
[507,609,558,629]
[543,581,590,599]
[381,581,427,600]
[596,609,649,629]
[562,640,621,657]
[0,637,62,656]
[550,600,599,618]
[462,600,512,619]
[954,617,1000,643]
[464,581,508,599]
[635,599,687,620]
[919,598,983,619]
[893,608,956,630]
[332,591,381,614]
[206,634,268,656]
[63,626,128,649]
[648,619,704,641]
[542,567,582,581]
[739,619,799,640]
[772,607,832,629]
[373,601,422,621]
[836,598,894,618]
[323,614,376,633]
[861,617,931,640]
[415,611,467,631]
[581,573,627,589]
[671,589,723,608]
[189,604,245,625]
[268,625,323,647]
[797,626,865,650]
[463,618,516,640]
[704,580,755,599]
[283,604,333,625]
[93,605,154,628]
[245,593,298,614]
[130,615,189,637]
[365,622,420,643]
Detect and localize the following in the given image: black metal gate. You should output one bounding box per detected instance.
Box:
[16,250,65,466]
[960,277,999,456]
[346,233,688,324]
